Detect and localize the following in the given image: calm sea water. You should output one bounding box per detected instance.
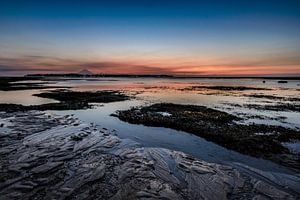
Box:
[1,77,299,174]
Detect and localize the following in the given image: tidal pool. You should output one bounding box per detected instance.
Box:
[1,77,300,174]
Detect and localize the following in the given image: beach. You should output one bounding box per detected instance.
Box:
[0,76,300,199]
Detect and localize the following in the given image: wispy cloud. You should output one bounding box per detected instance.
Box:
[0,55,171,75]
[0,54,299,76]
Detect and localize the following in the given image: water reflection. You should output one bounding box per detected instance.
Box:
[0,90,58,105]
[53,100,294,174]
[1,77,299,174]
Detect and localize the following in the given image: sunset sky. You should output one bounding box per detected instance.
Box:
[0,0,300,76]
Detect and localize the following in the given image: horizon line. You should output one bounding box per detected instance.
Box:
[19,73,300,79]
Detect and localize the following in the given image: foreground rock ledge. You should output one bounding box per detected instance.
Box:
[0,111,299,199]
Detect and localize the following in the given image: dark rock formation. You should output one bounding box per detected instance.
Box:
[0,111,299,199]
[114,103,300,171]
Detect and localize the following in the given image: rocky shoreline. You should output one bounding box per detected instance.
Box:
[0,111,300,199]
[0,77,69,91]
[0,90,131,112]
[114,103,300,171]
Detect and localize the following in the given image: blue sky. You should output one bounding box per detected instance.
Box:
[0,0,300,75]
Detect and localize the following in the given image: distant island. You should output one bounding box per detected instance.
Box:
[78,69,93,76]
[25,72,300,80]
[25,72,174,78]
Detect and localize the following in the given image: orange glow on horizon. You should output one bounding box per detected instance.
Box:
[0,54,300,76]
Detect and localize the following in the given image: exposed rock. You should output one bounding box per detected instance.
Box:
[0,77,69,91]
[0,90,131,112]
[0,111,299,199]
[115,103,300,170]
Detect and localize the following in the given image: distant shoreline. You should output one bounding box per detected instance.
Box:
[21,73,300,80]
